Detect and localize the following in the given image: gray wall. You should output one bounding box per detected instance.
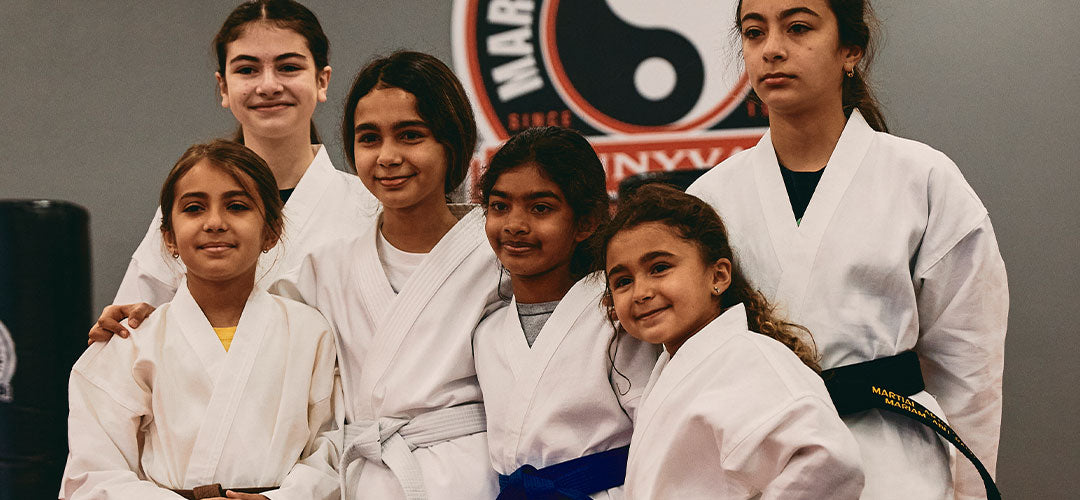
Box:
[1,1,1076,496]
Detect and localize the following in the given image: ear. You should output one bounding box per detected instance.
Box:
[316,65,332,103]
[262,228,281,253]
[215,72,230,109]
[163,229,179,256]
[711,258,733,296]
[573,214,599,244]
[841,45,865,74]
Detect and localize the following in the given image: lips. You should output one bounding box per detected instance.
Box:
[634,305,670,322]
[375,174,415,188]
[197,242,236,254]
[760,72,795,85]
[249,101,294,111]
[499,240,537,255]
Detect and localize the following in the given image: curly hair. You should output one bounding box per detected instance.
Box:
[598,183,820,371]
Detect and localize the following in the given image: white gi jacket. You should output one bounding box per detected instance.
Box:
[113,145,375,307]
[473,275,659,499]
[687,110,1008,499]
[624,304,864,500]
[276,207,503,500]
[61,282,341,499]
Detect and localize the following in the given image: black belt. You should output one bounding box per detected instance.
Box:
[821,351,1001,500]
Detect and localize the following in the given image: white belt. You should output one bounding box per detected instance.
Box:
[339,403,487,500]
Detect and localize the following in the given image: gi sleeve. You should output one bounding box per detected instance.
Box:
[914,215,1008,500]
[724,395,865,500]
[60,345,182,499]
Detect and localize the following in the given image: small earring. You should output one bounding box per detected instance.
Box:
[713,286,721,295]
[846,68,855,78]
[262,248,270,254]
[172,252,180,259]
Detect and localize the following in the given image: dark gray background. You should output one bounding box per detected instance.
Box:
[1,1,1076,496]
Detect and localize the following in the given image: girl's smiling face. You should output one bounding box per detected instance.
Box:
[352,86,449,214]
[605,221,730,354]
[164,160,272,286]
[216,21,331,141]
[485,164,592,298]
[738,0,861,117]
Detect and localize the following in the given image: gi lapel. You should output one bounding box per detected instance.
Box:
[183,288,272,485]
[362,208,487,397]
[757,112,875,320]
[504,277,604,441]
[256,146,333,286]
[630,305,746,452]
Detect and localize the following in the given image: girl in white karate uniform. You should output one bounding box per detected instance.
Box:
[686,1,1008,498]
[474,127,658,499]
[274,51,501,500]
[601,183,864,500]
[62,140,340,500]
[89,0,373,342]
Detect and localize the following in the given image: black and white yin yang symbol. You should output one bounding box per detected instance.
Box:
[541,0,745,133]
[454,0,765,190]
[0,319,14,402]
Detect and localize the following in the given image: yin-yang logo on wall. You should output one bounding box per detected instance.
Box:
[452,0,769,194]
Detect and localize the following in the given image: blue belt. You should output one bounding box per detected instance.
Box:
[496,445,630,500]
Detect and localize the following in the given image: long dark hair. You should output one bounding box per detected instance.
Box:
[735,0,888,133]
[479,126,610,279]
[598,184,820,371]
[213,0,329,144]
[341,51,477,195]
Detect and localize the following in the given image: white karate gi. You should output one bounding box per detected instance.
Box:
[687,110,1008,500]
[113,145,375,307]
[625,304,864,500]
[61,282,341,499]
[473,275,659,499]
[277,206,502,500]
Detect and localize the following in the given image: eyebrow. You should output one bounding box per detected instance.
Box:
[354,120,429,134]
[177,190,253,200]
[228,52,309,65]
[740,6,820,24]
[606,249,676,277]
[488,189,562,201]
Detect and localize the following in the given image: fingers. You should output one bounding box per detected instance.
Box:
[225,492,269,499]
[87,317,128,344]
[123,302,156,328]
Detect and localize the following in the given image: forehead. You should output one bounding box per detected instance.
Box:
[740,0,832,18]
[175,160,253,194]
[491,163,564,197]
[354,87,423,125]
[606,221,697,265]
[226,21,313,60]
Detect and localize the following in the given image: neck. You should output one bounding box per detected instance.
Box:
[768,103,848,172]
[185,269,255,328]
[243,130,316,190]
[380,199,459,253]
[510,264,576,304]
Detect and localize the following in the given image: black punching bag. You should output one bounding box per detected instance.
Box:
[0,200,91,499]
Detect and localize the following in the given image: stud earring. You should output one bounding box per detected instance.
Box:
[846,67,855,78]
[713,286,721,295]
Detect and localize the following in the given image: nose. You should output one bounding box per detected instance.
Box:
[203,206,228,232]
[503,207,528,235]
[376,140,403,168]
[632,278,653,304]
[256,68,284,97]
[761,32,786,62]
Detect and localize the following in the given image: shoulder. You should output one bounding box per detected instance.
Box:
[687,146,757,197]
